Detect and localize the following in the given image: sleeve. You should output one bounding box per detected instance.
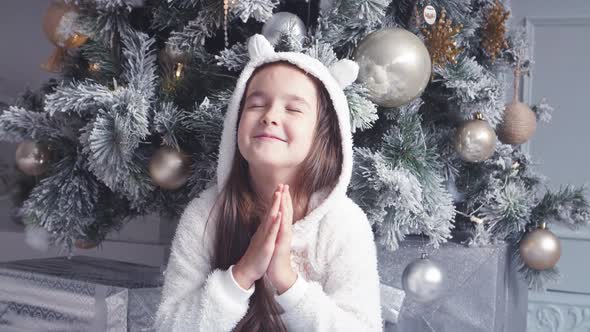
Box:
[154,188,255,332]
[275,206,383,331]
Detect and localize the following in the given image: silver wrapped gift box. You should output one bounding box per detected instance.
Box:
[377,237,529,332]
[0,255,163,331]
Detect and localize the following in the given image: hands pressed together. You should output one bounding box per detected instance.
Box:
[233,184,298,295]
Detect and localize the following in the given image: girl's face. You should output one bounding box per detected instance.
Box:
[237,63,319,171]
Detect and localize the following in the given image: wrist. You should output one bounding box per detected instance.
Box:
[233,263,255,290]
[275,269,298,295]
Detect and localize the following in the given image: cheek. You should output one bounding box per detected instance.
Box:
[237,114,251,151]
[288,118,316,152]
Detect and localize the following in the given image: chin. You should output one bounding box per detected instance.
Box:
[247,156,285,169]
[247,152,300,170]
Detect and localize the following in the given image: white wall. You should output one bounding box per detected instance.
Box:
[508,1,590,330]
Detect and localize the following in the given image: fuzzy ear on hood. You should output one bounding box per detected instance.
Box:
[216,34,357,218]
[328,59,359,89]
[247,34,275,60]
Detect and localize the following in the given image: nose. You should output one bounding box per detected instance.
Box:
[260,104,280,126]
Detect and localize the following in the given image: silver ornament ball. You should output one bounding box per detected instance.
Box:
[16,140,51,176]
[149,146,191,190]
[353,28,431,107]
[520,227,561,270]
[454,118,497,162]
[261,12,307,46]
[402,257,444,302]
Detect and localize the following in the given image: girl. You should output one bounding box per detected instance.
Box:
[155,34,382,331]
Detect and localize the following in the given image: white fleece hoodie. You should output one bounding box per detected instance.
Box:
[155,34,383,331]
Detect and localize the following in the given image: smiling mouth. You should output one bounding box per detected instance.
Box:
[254,135,285,142]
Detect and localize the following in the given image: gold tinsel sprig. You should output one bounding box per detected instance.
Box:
[481,0,510,63]
[421,9,463,69]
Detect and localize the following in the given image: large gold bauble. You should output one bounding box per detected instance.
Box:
[454,118,497,162]
[519,227,561,270]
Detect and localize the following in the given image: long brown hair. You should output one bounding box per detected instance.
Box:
[206,61,343,331]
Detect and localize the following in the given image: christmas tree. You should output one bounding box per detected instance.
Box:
[0,0,588,291]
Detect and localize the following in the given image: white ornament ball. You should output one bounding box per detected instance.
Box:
[353,28,431,107]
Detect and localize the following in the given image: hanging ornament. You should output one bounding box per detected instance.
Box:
[480,0,510,63]
[223,0,230,47]
[149,146,191,190]
[498,102,537,145]
[519,223,561,270]
[41,1,89,72]
[423,5,437,25]
[497,51,537,145]
[454,113,497,162]
[222,0,243,47]
[353,28,431,108]
[43,1,87,48]
[15,140,51,176]
[261,12,307,46]
[402,255,444,302]
[421,8,463,70]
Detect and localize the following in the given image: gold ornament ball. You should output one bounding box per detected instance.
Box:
[454,118,497,162]
[16,140,51,176]
[497,101,537,145]
[519,227,561,270]
[42,1,87,48]
[75,239,98,249]
[149,146,191,190]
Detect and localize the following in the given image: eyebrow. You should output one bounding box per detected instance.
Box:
[245,91,311,108]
